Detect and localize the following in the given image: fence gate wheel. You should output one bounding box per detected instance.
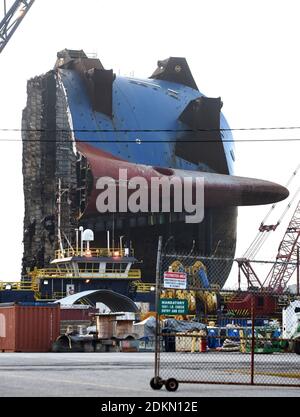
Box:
[150,377,163,390]
[165,378,179,392]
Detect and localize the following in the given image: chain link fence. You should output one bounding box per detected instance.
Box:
[151,244,300,391]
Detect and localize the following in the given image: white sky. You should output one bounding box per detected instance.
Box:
[0,0,299,286]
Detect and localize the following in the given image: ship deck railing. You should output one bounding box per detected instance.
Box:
[54,247,134,259]
[133,282,156,293]
[0,281,39,291]
[32,268,141,280]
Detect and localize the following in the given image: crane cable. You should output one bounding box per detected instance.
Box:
[246,189,300,260]
[244,187,300,259]
[244,188,300,259]
[243,163,300,259]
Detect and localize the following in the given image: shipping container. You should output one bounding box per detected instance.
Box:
[0,304,60,352]
[60,306,96,321]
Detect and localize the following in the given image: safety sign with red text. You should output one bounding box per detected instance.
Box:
[163,271,187,289]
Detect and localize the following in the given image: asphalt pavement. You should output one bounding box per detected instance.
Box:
[0,352,299,397]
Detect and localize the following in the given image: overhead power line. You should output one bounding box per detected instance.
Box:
[0,138,300,143]
[1,126,300,133]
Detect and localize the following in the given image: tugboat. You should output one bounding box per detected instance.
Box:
[24,178,145,302]
[0,178,149,305]
[31,228,142,301]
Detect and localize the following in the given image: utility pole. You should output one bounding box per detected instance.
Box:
[57,178,69,256]
[57,178,64,255]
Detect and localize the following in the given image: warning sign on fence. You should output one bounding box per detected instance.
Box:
[159,298,189,315]
[163,271,187,289]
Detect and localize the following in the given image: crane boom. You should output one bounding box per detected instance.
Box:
[0,0,35,54]
[243,164,300,260]
[263,199,300,292]
[237,197,300,292]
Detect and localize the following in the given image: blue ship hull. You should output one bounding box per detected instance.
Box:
[59,70,234,175]
[21,51,239,290]
[19,50,288,299]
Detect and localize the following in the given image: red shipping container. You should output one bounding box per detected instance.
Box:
[60,307,97,321]
[0,304,60,352]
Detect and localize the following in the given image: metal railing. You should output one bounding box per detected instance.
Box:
[34,268,141,279]
[0,281,38,291]
[53,292,66,299]
[37,292,66,300]
[55,247,134,259]
[134,282,156,293]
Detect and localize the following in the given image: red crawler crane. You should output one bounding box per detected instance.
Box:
[229,200,300,316]
[263,200,300,293]
[236,199,300,294]
[235,165,300,292]
[228,166,300,316]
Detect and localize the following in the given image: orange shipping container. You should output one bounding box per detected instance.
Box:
[0,304,60,352]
